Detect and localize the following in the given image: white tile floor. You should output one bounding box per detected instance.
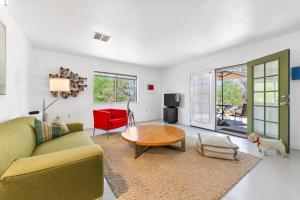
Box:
[90,121,300,200]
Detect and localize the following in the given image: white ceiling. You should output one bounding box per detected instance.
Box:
[7,0,300,68]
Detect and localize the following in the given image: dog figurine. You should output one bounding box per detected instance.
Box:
[248,133,287,157]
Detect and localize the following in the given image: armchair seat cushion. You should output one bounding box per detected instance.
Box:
[33,132,93,156]
[110,118,127,126]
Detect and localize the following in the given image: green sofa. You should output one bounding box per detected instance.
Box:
[0,117,104,200]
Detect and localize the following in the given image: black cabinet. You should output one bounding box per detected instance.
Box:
[163,107,178,124]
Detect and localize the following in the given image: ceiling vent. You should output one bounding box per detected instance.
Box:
[94,32,111,42]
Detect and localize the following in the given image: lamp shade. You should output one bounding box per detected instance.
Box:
[49,78,70,92]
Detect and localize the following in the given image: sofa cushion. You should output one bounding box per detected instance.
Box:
[33,131,93,156]
[110,118,126,126]
[0,117,36,176]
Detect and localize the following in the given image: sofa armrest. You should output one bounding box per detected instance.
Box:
[1,145,104,200]
[93,110,111,130]
[66,122,84,132]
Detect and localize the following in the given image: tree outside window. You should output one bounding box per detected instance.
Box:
[94,72,137,103]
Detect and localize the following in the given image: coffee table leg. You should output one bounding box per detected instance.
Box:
[134,138,186,158]
[134,144,151,159]
[164,138,186,152]
[181,138,186,152]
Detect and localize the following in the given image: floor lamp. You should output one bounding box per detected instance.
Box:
[42,78,70,121]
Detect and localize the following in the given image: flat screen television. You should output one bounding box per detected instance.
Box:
[164,93,180,107]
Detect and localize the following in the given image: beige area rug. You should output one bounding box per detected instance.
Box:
[92,134,260,200]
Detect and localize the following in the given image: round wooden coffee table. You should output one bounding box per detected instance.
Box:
[122,125,186,159]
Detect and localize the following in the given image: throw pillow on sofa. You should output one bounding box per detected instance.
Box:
[52,116,70,133]
[34,118,68,144]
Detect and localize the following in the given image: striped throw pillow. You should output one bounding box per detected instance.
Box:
[34,119,67,145]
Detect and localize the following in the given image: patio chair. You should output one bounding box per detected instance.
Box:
[232,104,247,124]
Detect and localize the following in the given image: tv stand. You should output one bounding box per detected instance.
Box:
[163,107,178,124]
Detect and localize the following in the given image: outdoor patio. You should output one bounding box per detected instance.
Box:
[216,65,247,136]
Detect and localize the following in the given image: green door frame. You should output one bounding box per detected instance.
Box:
[247,49,290,152]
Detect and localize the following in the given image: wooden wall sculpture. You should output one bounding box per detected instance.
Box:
[49,67,87,98]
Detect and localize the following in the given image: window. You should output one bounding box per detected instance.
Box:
[93,71,137,103]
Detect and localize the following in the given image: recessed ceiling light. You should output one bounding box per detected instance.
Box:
[94,32,111,42]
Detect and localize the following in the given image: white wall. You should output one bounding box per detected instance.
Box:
[29,49,162,129]
[0,6,33,122]
[162,30,300,150]
[2,2,300,149]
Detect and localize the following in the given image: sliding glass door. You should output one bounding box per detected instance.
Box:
[191,70,215,130]
[247,50,290,152]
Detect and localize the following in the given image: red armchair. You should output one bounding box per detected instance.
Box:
[93,109,128,137]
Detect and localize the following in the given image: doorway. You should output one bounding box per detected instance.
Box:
[247,50,290,152]
[190,50,290,151]
[216,65,247,137]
